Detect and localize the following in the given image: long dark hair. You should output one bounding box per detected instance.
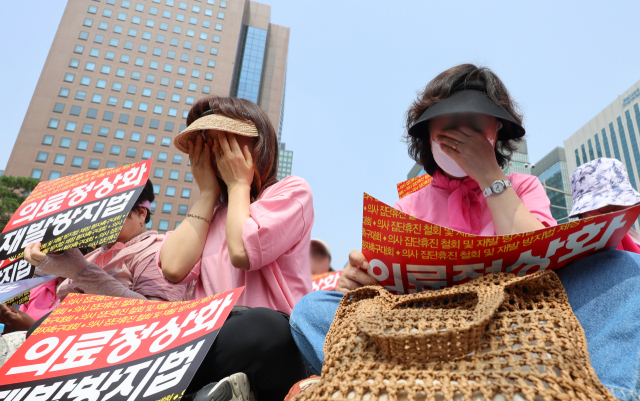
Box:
[405,64,524,176]
[186,96,279,206]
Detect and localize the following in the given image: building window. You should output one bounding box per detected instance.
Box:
[617,116,638,190]
[142,149,153,159]
[54,154,66,165]
[31,169,43,179]
[126,147,137,157]
[65,121,77,132]
[178,205,188,215]
[64,73,75,82]
[71,156,84,167]
[609,123,622,161]
[158,152,168,162]
[146,219,154,229]
[47,118,60,129]
[181,188,191,198]
[110,144,121,155]
[131,131,141,142]
[99,126,110,137]
[154,167,164,178]
[89,159,101,169]
[77,140,89,151]
[166,186,176,196]
[42,135,54,145]
[59,88,70,98]
[115,129,126,139]
[172,154,183,164]
[48,171,62,180]
[169,170,179,180]
[94,142,105,153]
[146,134,157,144]
[58,138,72,149]
[158,220,169,231]
[185,172,193,182]
[36,151,49,163]
[161,137,171,146]
[162,203,173,213]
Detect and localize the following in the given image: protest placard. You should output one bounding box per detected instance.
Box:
[0,286,244,401]
[396,174,432,200]
[312,271,342,292]
[361,193,640,294]
[0,275,58,306]
[0,160,151,260]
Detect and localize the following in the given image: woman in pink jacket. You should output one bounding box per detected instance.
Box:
[158,96,312,401]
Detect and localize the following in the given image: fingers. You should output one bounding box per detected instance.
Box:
[188,140,195,165]
[25,242,46,266]
[203,137,212,168]
[228,133,242,154]
[345,264,379,287]
[243,145,253,168]
[436,135,462,151]
[219,132,233,156]
[193,134,203,166]
[348,250,369,270]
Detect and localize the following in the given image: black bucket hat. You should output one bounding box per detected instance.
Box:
[408,81,525,140]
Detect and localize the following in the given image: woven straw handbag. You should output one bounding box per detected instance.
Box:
[292,271,615,401]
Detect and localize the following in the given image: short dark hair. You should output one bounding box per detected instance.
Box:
[404,64,524,176]
[132,178,155,224]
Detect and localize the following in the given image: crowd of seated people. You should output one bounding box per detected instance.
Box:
[2,65,640,401]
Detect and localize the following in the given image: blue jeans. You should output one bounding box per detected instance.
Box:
[290,250,640,400]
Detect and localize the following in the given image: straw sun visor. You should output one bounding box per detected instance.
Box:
[173,114,259,153]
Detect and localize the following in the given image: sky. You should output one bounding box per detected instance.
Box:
[2,1,640,269]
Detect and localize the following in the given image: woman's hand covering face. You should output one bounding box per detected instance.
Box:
[430,114,505,188]
[214,132,254,191]
[188,134,220,197]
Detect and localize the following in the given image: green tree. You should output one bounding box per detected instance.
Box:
[0,176,40,232]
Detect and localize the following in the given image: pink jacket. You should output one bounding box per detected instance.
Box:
[394,170,556,235]
[58,231,187,302]
[157,176,314,314]
[19,278,60,321]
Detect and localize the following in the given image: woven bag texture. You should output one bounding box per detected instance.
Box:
[292,271,615,401]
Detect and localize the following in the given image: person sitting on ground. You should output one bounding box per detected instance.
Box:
[289,63,557,376]
[158,96,312,401]
[569,157,640,253]
[310,238,333,275]
[23,179,188,305]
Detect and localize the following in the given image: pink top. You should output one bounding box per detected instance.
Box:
[394,170,556,235]
[58,231,187,302]
[157,176,314,314]
[19,278,60,321]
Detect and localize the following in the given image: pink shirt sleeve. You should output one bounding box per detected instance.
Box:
[242,177,313,271]
[155,231,202,285]
[511,173,557,227]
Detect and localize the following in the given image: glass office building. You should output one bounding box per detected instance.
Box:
[532,147,573,224]
[277,142,293,180]
[4,0,290,232]
[564,79,640,228]
[502,139,533,175]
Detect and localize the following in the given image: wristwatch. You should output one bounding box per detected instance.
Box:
[483,180,512,198]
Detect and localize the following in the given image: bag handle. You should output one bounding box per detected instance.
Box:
[357,284,505,364]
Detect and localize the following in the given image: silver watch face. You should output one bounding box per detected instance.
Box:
[491,181,505,193]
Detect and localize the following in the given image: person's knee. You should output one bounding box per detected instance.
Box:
[230,308,295,356]
[290,290,335,328]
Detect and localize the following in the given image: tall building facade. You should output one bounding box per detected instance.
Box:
[502,139,532,175]
[565,80,640,187]
[532,147,573,224]
[4,0,289,232]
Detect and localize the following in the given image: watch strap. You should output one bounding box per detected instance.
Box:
[483,180,511,198]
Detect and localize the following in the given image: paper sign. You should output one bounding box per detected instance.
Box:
[312,271,342,291]
[0,286,244,401]
[0,275,57,306]
[397,174,432,199]
[0,258,36,285]
[0,160,151,260]
[361,193,640,294]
